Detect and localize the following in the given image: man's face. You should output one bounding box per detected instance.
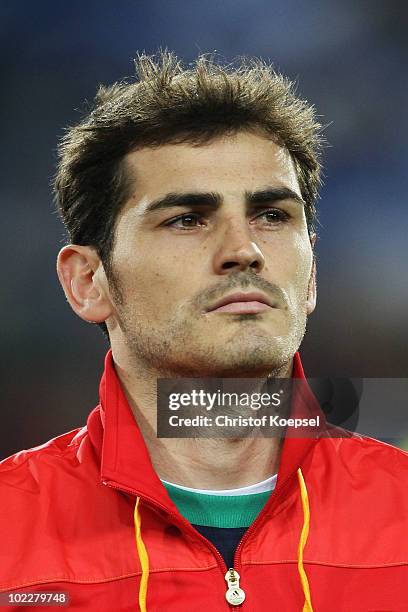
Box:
[105,131,316,376]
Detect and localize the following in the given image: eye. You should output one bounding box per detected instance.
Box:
[164,213,205,229]
[254,208,290,225]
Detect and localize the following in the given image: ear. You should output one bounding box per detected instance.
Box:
[56,245,113,323]
[306,233,317,315]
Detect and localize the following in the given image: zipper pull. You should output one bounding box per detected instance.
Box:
[225,568,246,606]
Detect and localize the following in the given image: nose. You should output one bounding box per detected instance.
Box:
[212,218,265,275]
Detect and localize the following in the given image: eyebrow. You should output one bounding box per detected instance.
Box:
[145,191,221,213]
[246,187,305,207]
[143,186,305,214]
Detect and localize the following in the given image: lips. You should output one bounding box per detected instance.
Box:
[206,292,274,314]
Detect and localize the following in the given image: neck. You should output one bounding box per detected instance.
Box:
[112,347,293,490]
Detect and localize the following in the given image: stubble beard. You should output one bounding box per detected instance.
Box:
[107,266,308,378]
[113,296,307,379]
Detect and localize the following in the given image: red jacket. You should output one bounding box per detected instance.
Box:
[1,351,408,611]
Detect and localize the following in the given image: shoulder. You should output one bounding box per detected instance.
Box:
[313,430,408,477]
[300,432,408,566]
[320,428,408,456]
[0,425,87,466]
[0,418,115,590]
[0,425,92,494]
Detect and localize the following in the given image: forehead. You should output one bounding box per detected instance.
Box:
[123,131,301,199]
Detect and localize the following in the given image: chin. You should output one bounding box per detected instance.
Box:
[198,348,287,377]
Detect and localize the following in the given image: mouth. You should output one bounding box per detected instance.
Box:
[205,291,275,315]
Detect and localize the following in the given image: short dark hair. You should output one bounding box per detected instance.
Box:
[55,51,324,337]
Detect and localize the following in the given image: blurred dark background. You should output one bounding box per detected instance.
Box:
[1,1,407,459]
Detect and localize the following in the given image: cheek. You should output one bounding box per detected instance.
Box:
[263,234,312,296]
[114,246,194,316]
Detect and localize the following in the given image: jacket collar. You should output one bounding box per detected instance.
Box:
[87,350,325,510]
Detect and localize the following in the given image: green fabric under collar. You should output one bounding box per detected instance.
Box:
[162,482,272,528]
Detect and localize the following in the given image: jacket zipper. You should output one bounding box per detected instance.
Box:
[104,467,301,609]
[224,568,245,606]
[102,480,242,608]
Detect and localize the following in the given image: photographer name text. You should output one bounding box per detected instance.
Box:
[167,415,320,428]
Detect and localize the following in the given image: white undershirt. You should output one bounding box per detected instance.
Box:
[161,474,277,496]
